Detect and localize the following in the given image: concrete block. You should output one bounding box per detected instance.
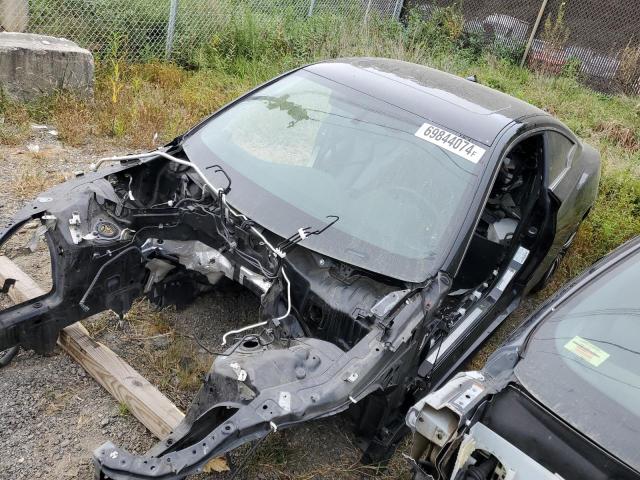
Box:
[0,32,94,101]
[0,0,29,32]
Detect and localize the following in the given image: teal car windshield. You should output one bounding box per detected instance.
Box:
[183,70,481,282]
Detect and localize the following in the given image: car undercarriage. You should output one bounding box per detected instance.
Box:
[0,132,552,479]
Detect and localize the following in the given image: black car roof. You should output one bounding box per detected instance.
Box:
[304,58,548,146]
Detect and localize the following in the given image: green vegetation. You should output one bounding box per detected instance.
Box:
[29,0,173,59]
[27,0,382,60]
[1,7,639,289]
[118,402,130,416]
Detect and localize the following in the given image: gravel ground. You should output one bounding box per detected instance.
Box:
[0,128,543,480]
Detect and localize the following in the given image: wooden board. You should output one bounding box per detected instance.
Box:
[0,255,184,439]
[0,255,45,304]
[57,326,185,439]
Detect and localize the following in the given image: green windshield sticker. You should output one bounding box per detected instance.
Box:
[564,336,610,367]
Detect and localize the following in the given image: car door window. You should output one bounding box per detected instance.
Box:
[546,131,575,187]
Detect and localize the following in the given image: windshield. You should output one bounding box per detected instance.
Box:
[516,249,640,470]
[183,69,481,282]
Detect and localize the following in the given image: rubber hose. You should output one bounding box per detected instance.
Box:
[0,346,19,368]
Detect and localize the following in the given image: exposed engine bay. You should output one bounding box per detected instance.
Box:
[404,372,566,480]
[0,138,546,479]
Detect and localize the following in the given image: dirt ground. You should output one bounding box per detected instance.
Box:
[0,127,544,480]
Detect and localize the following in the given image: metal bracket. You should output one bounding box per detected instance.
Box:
[68,212,83,245]
[0,278,16,294]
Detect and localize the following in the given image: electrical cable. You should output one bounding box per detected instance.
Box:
[221,321,268,346]
[273,268,292,322]
[220,266,291,345]
[178,333,259,356]
[276,215,340,253]
[79,245,141,311]
[0,346,19,368]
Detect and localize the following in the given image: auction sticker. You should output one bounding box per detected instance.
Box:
[564,336,610,367]
[415,123,486,163]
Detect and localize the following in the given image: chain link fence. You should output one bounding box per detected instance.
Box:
[406,0,640,95]
[0,0,404,60]
[1,0,638,94]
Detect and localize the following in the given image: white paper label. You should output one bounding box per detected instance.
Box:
[496,267,516,291]
[415,123,486,163]
[513,246,530,265]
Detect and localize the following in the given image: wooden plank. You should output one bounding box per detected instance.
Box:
[0,255,47,304]
[0,255,184,439]
[57,325,185,439]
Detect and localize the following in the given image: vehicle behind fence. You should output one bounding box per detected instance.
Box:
[0,0,638,95]
[407,0,640,95]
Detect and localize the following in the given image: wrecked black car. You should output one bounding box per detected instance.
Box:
[0,58,600,479]
[406,236,640,480]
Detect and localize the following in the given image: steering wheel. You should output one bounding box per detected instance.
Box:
[383,185,435,213]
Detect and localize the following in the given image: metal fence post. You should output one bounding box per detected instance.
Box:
[364,0,373,22]
[165,0,179,60]
[520,0,548,67]
[307,0,317,17]
[392,0,404,20]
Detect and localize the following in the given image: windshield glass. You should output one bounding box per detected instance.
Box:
[183,70,481,282]
[516,248,640,470]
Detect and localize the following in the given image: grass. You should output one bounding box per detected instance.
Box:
[123,300,212,401]
[0,103,30,145]
[118,402,130,416]
[243,429,410,479]
[11,162,66,200]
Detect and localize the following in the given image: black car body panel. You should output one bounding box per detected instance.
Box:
[481,386,639,480]
[406,236,640,480]
[0,58,600,479]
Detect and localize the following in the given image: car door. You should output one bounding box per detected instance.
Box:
[525,127,600,291]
